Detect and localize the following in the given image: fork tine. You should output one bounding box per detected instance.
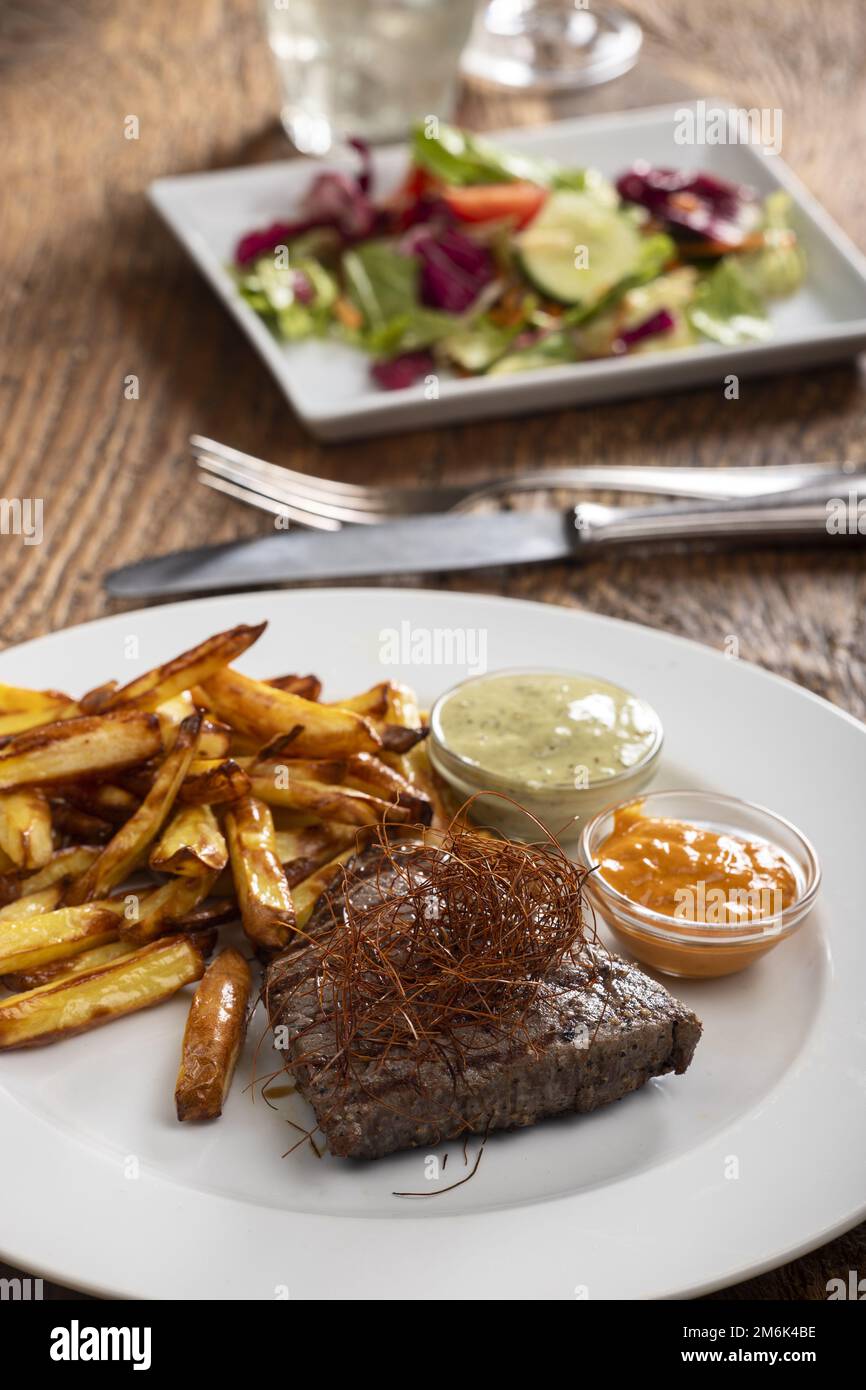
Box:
[196,455,391,525]
[191,435,397,506]
[196,473,344,531]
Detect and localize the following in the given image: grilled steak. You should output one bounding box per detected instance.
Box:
[264,847,702,1160]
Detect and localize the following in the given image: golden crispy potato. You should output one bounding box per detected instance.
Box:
[119,870,218,946]
[327,682,390,717]
[224,796,295,952]
[0,935,206,1049]
[0,682,73,714]
[267,674,322,701]
[102,623,267,711]
[202,667,380,757]
[292,848,356,931]
[248,765,412,827]
[179,758,251,806]
[0,790,53,870]
[66,714,201,904]
[326,752,433,824]
[0,702,80,738]
[78,680,119,714]
[2,938,134,992]
[175,947,252,1121]
[61,783,139,825]
[0,710,162,791]
[0,901,123,974]
[149,804,228,877]
[0,885,65,923]
[274,823,356,869]
[50,803,114,843]
[156,694,231,760]
[0,846,101,906]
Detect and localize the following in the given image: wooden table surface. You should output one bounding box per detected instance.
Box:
[1,0,864,1301]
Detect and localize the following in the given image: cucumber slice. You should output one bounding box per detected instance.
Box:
[518,191,644,308]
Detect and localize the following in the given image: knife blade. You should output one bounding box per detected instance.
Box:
[105,485,865,600]
[105,508,577,598]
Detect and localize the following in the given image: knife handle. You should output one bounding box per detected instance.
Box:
[573,491,865,548]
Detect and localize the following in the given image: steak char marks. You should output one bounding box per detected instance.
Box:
[264,846,702,1160]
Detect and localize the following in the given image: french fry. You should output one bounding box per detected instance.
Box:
[175,948,252,1121]
[328,682,390,717]
[224,796,295,952]
[0,702,80,739]
[66,714,201,904]
[0,902,123,974]
[119,870,218,947]
[292,848,356,931]
[3,926,221,1002]
[179,758,251,806]
[156,694,231,760]
[343,753,433,824]
[248,767,412,826]
[379,682,426,775]
[267,674,322,701]
[79,680,118,714]
[3,938,135,993]
[103,623,267,711]
[50,803,114,842]
[274,823,356,869]
[0,935,206,1049]
[0,710,162,791]
[172,899,239,933]
[202,667,380,756]
[0,682,73,714]
[0,845,101,901]
[0,885,65,923]
[149,805,227,877]
[58,783,139,825]
[407,742,456,830]
[0,790,53,869]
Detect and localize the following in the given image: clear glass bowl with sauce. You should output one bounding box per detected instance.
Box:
[578,790,821,978]
[428,668,664,841]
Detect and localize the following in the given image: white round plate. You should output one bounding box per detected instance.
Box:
[1,589,864,1301]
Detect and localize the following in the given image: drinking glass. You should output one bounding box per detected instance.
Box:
[461,1,642,89]
[260,0,479,155]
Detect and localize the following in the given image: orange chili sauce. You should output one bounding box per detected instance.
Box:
[594,801,799,977]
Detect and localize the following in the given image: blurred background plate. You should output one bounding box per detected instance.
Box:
[150,102,866,441]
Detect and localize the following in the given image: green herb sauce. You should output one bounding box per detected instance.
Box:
[437,673,659,790]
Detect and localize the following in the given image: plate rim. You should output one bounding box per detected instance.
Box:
[1,586,865,1301]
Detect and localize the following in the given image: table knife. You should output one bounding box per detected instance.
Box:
[105,487,865,599]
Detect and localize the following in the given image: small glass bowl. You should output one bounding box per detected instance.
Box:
[428,668,663,842]
[578,789,821,978]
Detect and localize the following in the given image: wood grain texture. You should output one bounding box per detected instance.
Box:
[1,0,864,1301]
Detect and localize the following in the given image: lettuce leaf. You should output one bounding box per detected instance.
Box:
[737,191,806,298]
[687,259,773,346]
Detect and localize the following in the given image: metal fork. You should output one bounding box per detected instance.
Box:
[192,434,861,532]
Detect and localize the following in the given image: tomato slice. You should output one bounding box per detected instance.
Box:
[443,182,547,229]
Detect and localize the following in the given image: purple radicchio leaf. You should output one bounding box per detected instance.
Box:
[616,162,755,245]
[612,308,676,354]
[370,350,435,391]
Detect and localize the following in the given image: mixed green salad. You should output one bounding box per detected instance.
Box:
[234,124,806,390]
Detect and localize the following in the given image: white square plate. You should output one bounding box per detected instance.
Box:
[150,101,866,441]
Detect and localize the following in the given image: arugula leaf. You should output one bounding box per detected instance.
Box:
[688,259,773,346]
